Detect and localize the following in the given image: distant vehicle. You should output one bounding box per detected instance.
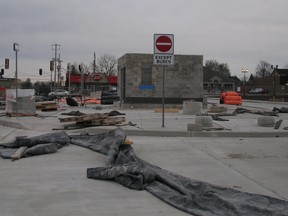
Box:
[249,88,268,94]
[0,100,5,110]
[48,90,69,97]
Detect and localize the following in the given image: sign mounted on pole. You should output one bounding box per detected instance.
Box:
[154,34,174,65]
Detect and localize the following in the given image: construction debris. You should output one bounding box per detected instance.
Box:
[58,110,126,129]
[61,110,85,116]
[0,131,69,160]
[209,105,227,113]
[274,119,283,129]
[36,101,58,111]
[273,107,288,113]
[233,107,279,116]
[11,146,28,161]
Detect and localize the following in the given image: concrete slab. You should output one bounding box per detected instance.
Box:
[0,97,288,215]
[0,135,287,216]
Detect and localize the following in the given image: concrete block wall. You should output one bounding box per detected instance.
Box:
[118,53,203,103]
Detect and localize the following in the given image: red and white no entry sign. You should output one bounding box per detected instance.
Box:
[156,36,172,52]
[154,34,174,54]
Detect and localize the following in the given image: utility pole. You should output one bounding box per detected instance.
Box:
[57,54,62,88]
[51,44,60,90]
[93,52,96,73]
[13,43,19,118]
[271,65,278,101]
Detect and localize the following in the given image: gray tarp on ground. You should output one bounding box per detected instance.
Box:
[1,129,288,215]
[0,131,69,159]
[70,128,288,216]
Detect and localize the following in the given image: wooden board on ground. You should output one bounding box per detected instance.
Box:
[11,146,28,161]
[6,113,37,117]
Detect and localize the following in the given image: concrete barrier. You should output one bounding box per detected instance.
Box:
[183,101,202,115]
[195,116,213,127]
[258,116,275,127]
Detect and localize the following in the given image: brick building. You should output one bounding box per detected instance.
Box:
[118,53,203,105]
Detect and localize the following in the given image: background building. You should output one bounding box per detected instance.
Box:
[118,53,203,105]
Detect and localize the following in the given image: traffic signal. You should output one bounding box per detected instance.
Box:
[5,58,9,69]
[1,69,4,75]
[50,61,54,71]
[78,64,82,72]
[39,69,43,75]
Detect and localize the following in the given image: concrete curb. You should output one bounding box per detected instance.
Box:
[1,119,288,138]
[73,127,288,138]
[0,119,29,130]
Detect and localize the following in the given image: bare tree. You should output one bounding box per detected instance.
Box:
[70,62,90,75]
[205,60,231,77]
[255,60,272,78]
[205,60,219,71]
[97,54,117,75]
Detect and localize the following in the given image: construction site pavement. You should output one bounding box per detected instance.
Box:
[0,99,288,215]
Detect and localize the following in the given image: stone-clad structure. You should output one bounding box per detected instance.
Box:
[118,53,203,104]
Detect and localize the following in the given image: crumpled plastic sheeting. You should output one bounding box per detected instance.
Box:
[71,128,288,216]
[0,131,69,159]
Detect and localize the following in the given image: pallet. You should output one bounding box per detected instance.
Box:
[6,113,37,117]
[59,113,109,123]
[36,101,58,111]
[59,113,125,127]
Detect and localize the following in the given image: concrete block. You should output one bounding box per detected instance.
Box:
[195,116,213,127]
[183,101,202,115]
[187,123,202,131]
[258,116,275,127]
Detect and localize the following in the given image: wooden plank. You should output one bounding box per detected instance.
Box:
[41,108,58,112]
[59,115,85,123]
[11,146,28,161]
[103,116,125,125]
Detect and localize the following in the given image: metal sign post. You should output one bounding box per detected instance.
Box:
[153,34,174,127]
[13,43,19,118]
[162,65,165,127]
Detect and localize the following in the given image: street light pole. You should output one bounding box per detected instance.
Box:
[67,63,71,94]
[271,65,278,101]
[13,43,19,118]
[241,68,248,97]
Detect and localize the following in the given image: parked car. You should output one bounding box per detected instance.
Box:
[48,90,69,97]
[0,100,5,110]
[249,88,268,94]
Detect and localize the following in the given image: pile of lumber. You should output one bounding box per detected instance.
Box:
[58,112,125,127]
[36,101,58,111]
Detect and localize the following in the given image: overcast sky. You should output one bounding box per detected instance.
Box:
[1,0,288,82]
